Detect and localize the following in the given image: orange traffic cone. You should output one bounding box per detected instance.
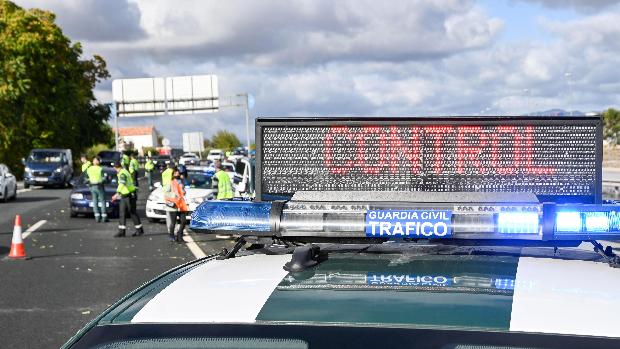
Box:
[9,215,26,259]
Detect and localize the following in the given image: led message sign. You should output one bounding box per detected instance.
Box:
[256,116,602,203]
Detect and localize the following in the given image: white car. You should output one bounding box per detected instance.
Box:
[0,163,17,203]
[206,149,224,162]
[146,167,216,222]
[179,153,199,166]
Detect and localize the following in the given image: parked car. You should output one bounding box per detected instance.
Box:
[97,150,122,168]
[23,148,73,188]
[146,166,216,222]
[206,149,224,162]
[179,153,200,166]
[68,167,120,218]
[153,155,173,170]
[0,163,17,203]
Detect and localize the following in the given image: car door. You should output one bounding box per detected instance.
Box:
[4,165,16,194]
[0,165,5,195]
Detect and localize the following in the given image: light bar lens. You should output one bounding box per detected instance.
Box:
[497,212,539,234]
[190,201,272,232]
[584,212,610,232]
[555,211,582,232]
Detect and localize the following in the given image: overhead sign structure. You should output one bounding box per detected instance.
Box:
[183,132,205,154]
[112,75,219,117]
[255,116,602,203]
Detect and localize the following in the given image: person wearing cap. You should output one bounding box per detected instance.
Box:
[129,154,140,188]
[80,154,91,173]
[164,166,189,243]
[144,154,155,190]
[85,157,108,222]
[213,161,234,200]
[112,162,144,237]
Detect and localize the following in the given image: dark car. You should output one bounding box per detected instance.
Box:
[69,167,119,218]
[97,150,122,168]
[23,148,73,188]
[153,155,172,170]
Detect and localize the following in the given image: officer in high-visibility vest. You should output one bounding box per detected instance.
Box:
[129,154,140,188]
[213,161,234,200]
[85,157,108,222]
[144,154,155,190]
[80,154,91,173]
[112,162,144,237]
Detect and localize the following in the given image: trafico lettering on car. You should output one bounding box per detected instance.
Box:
[365,210,452,238]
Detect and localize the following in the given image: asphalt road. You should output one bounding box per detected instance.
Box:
[0,175,234,348]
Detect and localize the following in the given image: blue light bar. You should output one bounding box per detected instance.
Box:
[497,212,539,234]
[554,207,620,239]
[584,212,610,232]
[555,211,582,232]
[190,201,272,232]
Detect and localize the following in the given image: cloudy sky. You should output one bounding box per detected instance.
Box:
[14,0,620,146]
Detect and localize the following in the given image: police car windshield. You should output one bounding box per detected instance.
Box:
[28,151,62,163]
[187,171,212,189]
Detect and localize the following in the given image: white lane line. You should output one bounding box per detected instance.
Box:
[182,232,207,259]
[22,220,47,239]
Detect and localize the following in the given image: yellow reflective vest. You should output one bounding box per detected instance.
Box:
[86,165,103,185]
[117,168,135,195]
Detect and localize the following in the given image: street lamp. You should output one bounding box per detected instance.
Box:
[565,72,573,116]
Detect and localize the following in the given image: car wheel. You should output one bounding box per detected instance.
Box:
[24,182,30,189]
[2,188,7,203]
[11,185,17,200]
[70,210,78,218]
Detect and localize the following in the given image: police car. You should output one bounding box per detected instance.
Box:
[145,165,216,222]
[63,116,620,348]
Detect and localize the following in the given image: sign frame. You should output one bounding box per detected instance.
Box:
[255,115,603,203]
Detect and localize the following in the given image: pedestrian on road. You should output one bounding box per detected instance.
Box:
[80,154,91,173]
[144,155,155,190]
[164,167,189,243]
[129,154,140,188]
[85,157,108,222]
[161,162,176,231]
[112,162,144,238]
[213,161,234,200]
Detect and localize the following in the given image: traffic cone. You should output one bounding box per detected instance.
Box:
[9,215,26,259]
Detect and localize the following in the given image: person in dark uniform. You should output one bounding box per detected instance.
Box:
[112,162,144,238]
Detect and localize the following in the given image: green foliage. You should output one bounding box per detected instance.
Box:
[142,147,158,157]
[85,143,110,160]
[604,108,620,145]
[0,1,111,176]
[211,130,241,152]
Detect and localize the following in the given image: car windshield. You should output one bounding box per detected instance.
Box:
[76,169,118,186]
[98,151,120,159]
[186,171,212,189]
[28,151,62,163]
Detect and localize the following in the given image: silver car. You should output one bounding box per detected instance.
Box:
[0,164,17,203]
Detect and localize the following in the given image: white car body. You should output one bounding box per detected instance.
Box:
[206,149,224,162]
[146,186,216,221]
[179,153,199,165]
[0,164,17,202]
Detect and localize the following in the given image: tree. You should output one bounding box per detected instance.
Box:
[604,108,620,146]
[211,130,241,151]
[0,1,112,176]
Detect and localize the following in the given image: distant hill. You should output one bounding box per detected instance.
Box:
[528,109,587,116]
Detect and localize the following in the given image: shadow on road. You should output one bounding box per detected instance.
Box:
[14,196,61,203]
[0,246,9,254]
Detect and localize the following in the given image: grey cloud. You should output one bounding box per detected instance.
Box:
[15,0,146,42]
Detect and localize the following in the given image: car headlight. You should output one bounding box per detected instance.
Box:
[71,193,84,200]
[25,167,31,173]
[55,167,63,173]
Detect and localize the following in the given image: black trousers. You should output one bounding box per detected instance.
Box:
[119,193,142,230]
[166,210,187,239]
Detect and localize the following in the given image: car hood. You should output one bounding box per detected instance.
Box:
[97,249,620,338]
[149,187,215,200]
[72,185,117,194]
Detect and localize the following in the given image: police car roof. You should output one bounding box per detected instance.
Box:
[71,244,620,341]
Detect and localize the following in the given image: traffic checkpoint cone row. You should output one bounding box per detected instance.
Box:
[9,215,27,259]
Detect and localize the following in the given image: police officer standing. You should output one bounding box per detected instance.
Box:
[85,157,108,222]
[164,166,189,243]
[161,162,175,233]
[129,154,140,188]
[80,154,91,173]
[213,161,234,200]
[112,162,144,237]
[144,154,155,190]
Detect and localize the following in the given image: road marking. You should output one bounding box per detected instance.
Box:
[17,188,32,194]
[22,220,47,239]
[182,232,207,259]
